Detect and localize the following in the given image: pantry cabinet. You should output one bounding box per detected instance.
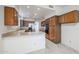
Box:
[45,16,61,43]
[4,6,18,26]
[49,16,61,43]
[59,10,79,23]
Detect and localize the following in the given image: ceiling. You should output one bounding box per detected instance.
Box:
[16,5,55,21]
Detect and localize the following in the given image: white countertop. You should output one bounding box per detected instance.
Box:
[2,30,45,38]
[2,31,45,54]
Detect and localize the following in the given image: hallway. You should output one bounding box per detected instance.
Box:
[29,39,79,54]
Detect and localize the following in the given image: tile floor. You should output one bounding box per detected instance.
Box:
[28,39,79,54]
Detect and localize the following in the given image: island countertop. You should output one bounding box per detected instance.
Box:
[1,31,45,54]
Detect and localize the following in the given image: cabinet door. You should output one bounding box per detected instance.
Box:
[59,10,78,23]
[49,17,56,26]
[65,11,77,23]
[49,28,55,39]
[4,6,18,26]
[23,21,29,27]
[48,16,61,43]
[4,7,14,25]
[49,27,56,38]
[49,27,60,43]
[59,15,65,23]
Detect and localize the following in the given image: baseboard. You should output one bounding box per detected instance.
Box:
[61,43,79,54]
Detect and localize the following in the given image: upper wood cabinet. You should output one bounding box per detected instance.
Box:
[58,15,65,23]
[59,10,79,23]
[23,20,35,27]
[4,6,18,26]
[41,18,49,26]
[41,20,46,26]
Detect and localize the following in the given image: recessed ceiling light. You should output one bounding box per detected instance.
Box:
[37,8,40,10]
[34,13,37,16]
[26,6,30,8]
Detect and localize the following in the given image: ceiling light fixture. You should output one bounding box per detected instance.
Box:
[37,8,40,10]
[26,6,30,8]
[34,13,37,16]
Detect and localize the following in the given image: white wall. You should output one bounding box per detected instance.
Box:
[34,21,40,32]
[61,5,79,52]
[0,6,5,34]
[61,23,79,51]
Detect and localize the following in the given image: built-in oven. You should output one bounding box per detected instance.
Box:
[45,24,49,34]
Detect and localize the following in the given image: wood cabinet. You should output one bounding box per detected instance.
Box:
[41,20,46,26]
[4,6,18,26]
[45,16,61,43]
[23,20,29,27]
[23,20,35,27]
[49,16,61,43]
[59,10,79,23]
[59,15,65,23]
[45,10,79,43]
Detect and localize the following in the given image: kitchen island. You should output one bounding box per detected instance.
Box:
[1,31,45,54]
